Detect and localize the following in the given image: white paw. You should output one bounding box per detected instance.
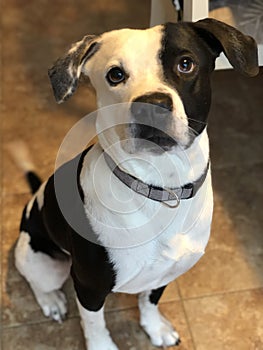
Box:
[34,289,67,323]
[141,314,180,347]
[87,333,119,350]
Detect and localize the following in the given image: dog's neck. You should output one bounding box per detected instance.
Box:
[98,128,210,189]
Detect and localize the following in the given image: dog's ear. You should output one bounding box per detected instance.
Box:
[193,18,259,77]
[48,35,100,103]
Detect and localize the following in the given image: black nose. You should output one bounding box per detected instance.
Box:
[130,93,173,121]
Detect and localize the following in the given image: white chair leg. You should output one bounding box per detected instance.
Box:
[183,0,208,21]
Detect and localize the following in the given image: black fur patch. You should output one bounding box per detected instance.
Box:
[160,20,258,138]
[160,22,215,136]
[193,19,259,77]
[20,147,116,311]
[48,37,101,103]
[26,171,42,194]
[77,145,93,201]
[20,200,68,260]
[149,285,167,305]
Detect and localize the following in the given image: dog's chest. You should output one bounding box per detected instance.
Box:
[84,185,213,294]
[85,203,209,293]
[108,223,209,294]
[81,145,213,294]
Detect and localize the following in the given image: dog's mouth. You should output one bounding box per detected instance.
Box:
[146,135,176,150]
[128,124,177,152]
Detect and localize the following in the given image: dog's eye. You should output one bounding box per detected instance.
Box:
[106,67,126,85]
[177,57,195,74]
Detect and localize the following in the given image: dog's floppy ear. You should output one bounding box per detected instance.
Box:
[48,35,100,103]
[193,18,259,77]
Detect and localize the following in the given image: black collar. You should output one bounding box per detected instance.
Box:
[104,152,209,208]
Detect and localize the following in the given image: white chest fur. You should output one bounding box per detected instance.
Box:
[80,140,213,294]
[108,175,213,293]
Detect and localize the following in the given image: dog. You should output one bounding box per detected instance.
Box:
[14,19,258,349]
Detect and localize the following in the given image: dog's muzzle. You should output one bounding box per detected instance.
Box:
[129,93,176,151]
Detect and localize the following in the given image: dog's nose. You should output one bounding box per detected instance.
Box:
[130,93,173,121]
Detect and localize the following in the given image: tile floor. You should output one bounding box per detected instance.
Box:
[0,1,263,349]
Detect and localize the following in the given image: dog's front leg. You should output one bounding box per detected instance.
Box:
[139,286,180,347]
[76,298,118,350]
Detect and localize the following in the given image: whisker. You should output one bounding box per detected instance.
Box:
[187,117,207,126]
[187,126,199,137]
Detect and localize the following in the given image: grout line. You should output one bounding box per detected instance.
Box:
[2,300,185,330]
[179,285,263,302]
[177,282,197,350]
[2,286,262,330]
[2,191,31,198]
[2,304,142,331]
[105,304,142,315]
[0,0,4,346]
[176,285,263,350]
[181,300,197,350]
[2,315,80,331]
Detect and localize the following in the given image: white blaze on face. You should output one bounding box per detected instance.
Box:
[82,25,190,151]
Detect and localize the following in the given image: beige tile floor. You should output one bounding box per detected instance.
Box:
[1,1,263,349]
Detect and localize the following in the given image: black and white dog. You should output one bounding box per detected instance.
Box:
[14,19,258,349]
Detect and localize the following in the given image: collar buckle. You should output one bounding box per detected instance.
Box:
[162,188,180,208]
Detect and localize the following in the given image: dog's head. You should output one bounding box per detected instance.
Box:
[49,19,258,154]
